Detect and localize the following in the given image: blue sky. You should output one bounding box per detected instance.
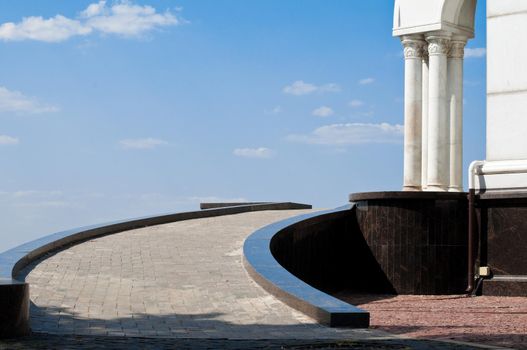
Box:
[0,0,487,251]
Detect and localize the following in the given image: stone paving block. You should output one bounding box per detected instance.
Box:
[20,210,394,341]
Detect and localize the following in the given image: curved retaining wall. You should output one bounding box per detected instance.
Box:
[350,192,468,294]
[243,205,370,328]
[0,202,311,338]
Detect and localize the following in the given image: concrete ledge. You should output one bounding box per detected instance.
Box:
[0,202,310,338]
[243,204,370,328]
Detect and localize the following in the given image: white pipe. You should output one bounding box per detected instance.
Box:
[468,159,527,189]
[468,160,485,190]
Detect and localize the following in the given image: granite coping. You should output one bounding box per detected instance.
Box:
[201,202,267,209]
[349,191,468,202]
[243,204,370,328]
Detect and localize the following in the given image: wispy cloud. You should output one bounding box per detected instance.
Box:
[464,47,486,58]
[0,86,59,114]
[312,106,334,117]
[13,190,62,198]
[286,123,403,145]
[358,78,375,85]
[119,137,168,150]
[233,147,273,159]
[188,195,248,203]
[0,135,19,145]
[349,99,364,108]
[6,190,68,208]
[266,105,282,114]
[283,80,340,96]
[0,1,183,43]
[15,200,69,208]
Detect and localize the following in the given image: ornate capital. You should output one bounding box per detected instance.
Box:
[401,36,426,59]
[448,40,466,59]
[422,44,429,61]
[427,37,450,56]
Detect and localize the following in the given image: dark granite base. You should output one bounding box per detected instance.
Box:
[477,192,527,296]
[482,278,527,296]
[0,280,29,338]
[350,191,468,295]
[480,204,527,277]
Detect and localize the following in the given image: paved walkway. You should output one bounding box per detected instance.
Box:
[22,210,387,340]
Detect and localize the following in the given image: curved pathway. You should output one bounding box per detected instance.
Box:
[21,210,387,340]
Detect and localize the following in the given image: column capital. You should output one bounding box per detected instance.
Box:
[426,36,450,56]
[401,35,426,59]
[448,38,467,59]
[422,44,429,61]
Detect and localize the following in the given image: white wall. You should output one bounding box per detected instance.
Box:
[487,1,527,161]
[480,1,527,191]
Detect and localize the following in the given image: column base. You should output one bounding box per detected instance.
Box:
[424,185,448,192]
[402,186,422,191]
[448,186,463,192]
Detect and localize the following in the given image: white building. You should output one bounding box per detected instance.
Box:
[393,0,527,295]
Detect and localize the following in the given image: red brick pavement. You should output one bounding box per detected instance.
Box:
[339,294,527,349]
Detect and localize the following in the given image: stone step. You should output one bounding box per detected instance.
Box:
[482,275,527,296]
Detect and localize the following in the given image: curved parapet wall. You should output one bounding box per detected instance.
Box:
[0,202,310,338]
[243,205,370,328]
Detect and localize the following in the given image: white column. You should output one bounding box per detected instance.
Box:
[448,38,466,192]
[421,47,429,190]
[426,35,451,191]
[401,35,425,191]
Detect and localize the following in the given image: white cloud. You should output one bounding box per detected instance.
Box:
[0,1,182,43]
[0,135,19,145]
[233,147,273,159]
[283,80,340,96]
[119,137,168,150]
[359,78,375,85]
[283,81,317,95]
[286,123,403,145]
[349,99,364,108]
[318,83,340,93]
[312,106,334,117]
[0,15,91,42]
[0,86,59,114]
[82,1,180,37]
[81,1,108,18]
[464,47,486,58]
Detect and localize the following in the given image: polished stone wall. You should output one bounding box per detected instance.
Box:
[479,194,527,296]
[351,192,468,295]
